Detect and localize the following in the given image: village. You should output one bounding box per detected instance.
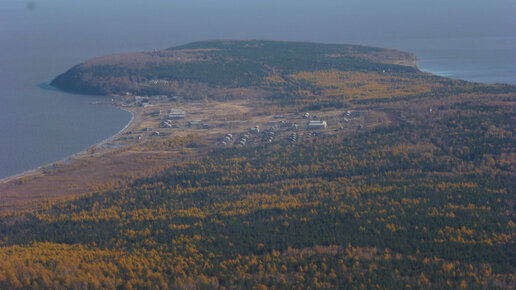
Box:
[0,90,389,213]
[102,92,383,153]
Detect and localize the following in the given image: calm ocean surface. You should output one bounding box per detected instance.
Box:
[378,36,516,85]
[0,1,514,180]
[0,48,133,180]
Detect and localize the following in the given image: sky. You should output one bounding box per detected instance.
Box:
[1,0,515,53]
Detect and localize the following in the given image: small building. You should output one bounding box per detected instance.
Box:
[345,110,359,118]
[170,95,183,101]
[147,79,169,85]
[188,120,203,127]
[307,120,327,130]
[249,125,260,134]
[169,108,186,119]
[159,121,172,128]
[150,110,161,117]
[150,95,169,102]
[135,96,148,102]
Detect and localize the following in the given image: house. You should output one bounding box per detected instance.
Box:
[345,110,359,118]
[147,79,169,85]
[150,95,169,102]
[159,121,172,128]
[307,120,327,130]
[168,108,186,119]
[188,120,203,127]
[135,96,147,102]
[249,125,260,134]
[170,95,183,101]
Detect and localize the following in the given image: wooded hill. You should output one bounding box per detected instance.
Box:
[50,40,418,97]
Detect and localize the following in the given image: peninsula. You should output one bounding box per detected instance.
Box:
[51,40,418,97]
[0,40,514,289]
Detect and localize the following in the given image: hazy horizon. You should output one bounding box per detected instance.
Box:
[1,0,515,55]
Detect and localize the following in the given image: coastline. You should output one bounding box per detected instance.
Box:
[2,39,514,186]
[0,56,465,186]
[0,102,136,185]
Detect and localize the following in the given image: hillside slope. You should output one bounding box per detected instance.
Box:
[50,40,418,96]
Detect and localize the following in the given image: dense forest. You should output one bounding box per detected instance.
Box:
[1,84,515,288]
[50,40,418,96]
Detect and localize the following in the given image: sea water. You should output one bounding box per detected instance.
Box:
[0,47,132,179]
[389,36,516,85]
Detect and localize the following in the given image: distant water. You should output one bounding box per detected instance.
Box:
[0,50,132,180]
[0,0,514,180]
[363,36,516,85]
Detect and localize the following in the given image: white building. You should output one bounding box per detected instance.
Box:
[168,108,186,119]
[307,120,327,130]
[188,120,202,127]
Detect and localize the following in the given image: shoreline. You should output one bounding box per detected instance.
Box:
[0,102,136,185]
[2,45,513,185]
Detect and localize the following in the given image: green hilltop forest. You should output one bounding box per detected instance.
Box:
[50,40,418,98]
[1,40,515,289]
